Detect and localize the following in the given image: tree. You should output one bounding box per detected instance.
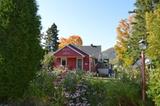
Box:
[146,4,160,65]
[0,0,43,101]
[114,16,133,67]
[127,0,154,65]
[45,23,59,52]
[126,0,160,66]
[146,4,160,106]
[59,35,83,48]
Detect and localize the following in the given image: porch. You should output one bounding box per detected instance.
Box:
[55,57,85,70]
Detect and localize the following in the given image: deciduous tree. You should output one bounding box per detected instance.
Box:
[59,35,83,48]
[115,16,133,66]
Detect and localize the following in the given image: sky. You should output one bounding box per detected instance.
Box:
[37,0,135,51]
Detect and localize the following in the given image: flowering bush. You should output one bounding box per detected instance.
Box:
[63,71,90,106]
[62,71,144,106]
[16,69,152,106]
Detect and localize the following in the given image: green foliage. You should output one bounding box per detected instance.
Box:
[0,54,4,64]
[145,5,160,106]
[85,78,142,106]
[41,53,54,71]
[0,0,43,100]
[85,79,108,106]
[63,71,89,105]
[114,65,141,83]
[8,69,153,105]
[127,0,154,65]
[43,23,59,52]
[147,68,160,106]
[63,71,85,92]
[114,18,133,67]
[24,70,65,106]
[63,71,145,106]
[26,71,55,98]
[146,6,160,105]
[146,5,160,64]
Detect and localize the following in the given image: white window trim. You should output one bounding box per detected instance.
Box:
[76,58,83,70]
[61,57,67,67]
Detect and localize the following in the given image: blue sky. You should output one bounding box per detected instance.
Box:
[37,0,135,51]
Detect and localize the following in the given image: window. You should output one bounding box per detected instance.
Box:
[77,59,82,70]
[61,58,67,67]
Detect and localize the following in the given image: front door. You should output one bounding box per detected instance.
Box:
[67,58,76,70]
[77,59,82,70]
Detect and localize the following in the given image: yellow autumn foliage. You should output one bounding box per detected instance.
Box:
[59,35,83,48]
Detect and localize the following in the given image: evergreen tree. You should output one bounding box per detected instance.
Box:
[126,0,154,65]
[0,0,43,101]
[45,23,59,52]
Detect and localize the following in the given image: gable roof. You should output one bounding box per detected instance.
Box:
[54,44,88,57]
[68,44,89,56]
[54,44,101,59]
[75,44,101,59]
[67,45,86,57]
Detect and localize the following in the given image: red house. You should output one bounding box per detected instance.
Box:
[54,44,101,71]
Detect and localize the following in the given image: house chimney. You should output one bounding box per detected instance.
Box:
[91,44,96,47]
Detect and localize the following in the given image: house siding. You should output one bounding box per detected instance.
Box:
[53,44,101,72]
[54,46,90,71]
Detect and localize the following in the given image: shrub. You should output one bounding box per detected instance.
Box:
[24,70,65,106]
[41,53,54,71]
[9,69,153,106]
[63,71,90,105]
[63,71,144,106]
[147,68,160,106]
[86,78,142,106]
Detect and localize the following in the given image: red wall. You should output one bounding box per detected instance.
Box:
[54,46,91,71]
[54,57,90,71]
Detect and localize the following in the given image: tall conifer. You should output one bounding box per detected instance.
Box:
[45,23,59,52]
[0,0,43,100]
[127,0,154,65]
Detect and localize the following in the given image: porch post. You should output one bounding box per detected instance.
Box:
[89,56,91,71]
[82,57,84,71]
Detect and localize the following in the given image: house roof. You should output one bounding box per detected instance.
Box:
[74,44,101,59]
[54,44,101,59]
[68,44,88,56]
[54,44,87,57]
